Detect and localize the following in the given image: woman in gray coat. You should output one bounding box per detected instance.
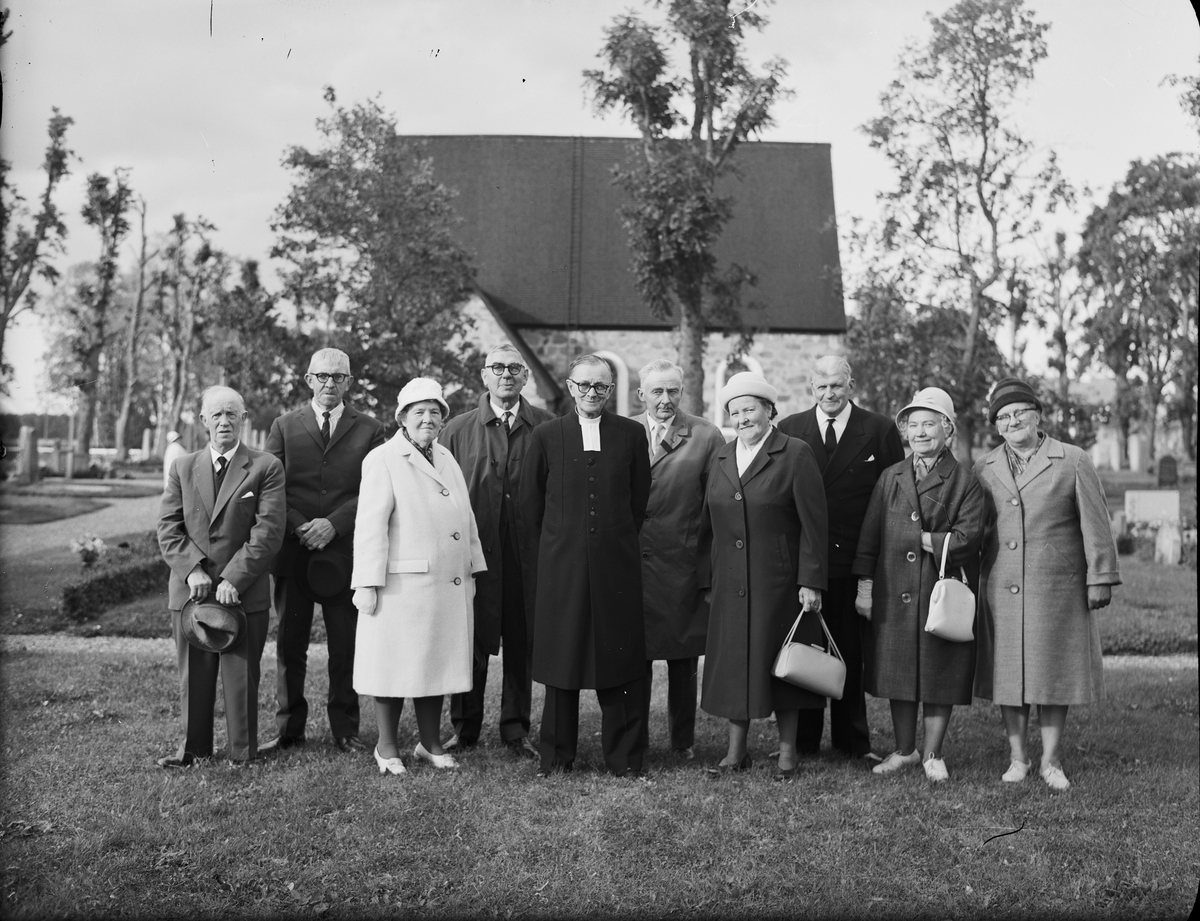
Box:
[852,388,984,783]
[973,378,1120,791]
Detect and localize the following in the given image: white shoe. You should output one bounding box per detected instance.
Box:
[373,747,406,776]
[1041,763,1070,791]
[872,749,921,774]
[923,754,948,782]
[415,741,460,770]
[1002,759,1031,783]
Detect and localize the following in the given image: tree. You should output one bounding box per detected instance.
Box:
[861,0,1071,456]
[273,89,480,420]
[0,19,74,387]
[112,197,155,461]
[584,0,788,415]
[1079,155,1200,461]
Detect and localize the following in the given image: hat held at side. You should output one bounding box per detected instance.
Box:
[181,597,246,654]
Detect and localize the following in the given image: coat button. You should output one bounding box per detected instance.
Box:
[906,551,916,562]
[505,492,511,499]
[321,489,327,495]
[1011,498,1019,506]
[1008,541,1018,550]
[589,493,595,499]
[453,577,462,585]
[734,493,742,501]
[452,532,461,540]
[1010,585,1020,594]
[590,527,596,533]
[911,511,919,521]
[589,476,596,483]
[587,459,595,467]
[738,589,746,597]
[322,461,328,467]
[589,510,596,516]
[735,540,744,549]
[901,593,911,603]
[641,551,650,559]
[441,488,449,496]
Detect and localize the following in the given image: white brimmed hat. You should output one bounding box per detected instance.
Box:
[895,387,956,427]
[395,377,450,420]
[717,371,779,410]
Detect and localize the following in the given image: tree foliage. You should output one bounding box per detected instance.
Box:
[272,88,480,421]
[584,0,788,414]
[861,0,1070,455]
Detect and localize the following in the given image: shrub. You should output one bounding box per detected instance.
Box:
[60,531,168,622]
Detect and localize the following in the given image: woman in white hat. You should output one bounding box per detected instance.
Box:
[699,371,829,777]
[851,388,985,782]
[350,378,486,775]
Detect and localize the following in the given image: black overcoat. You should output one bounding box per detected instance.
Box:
[851,451,985,705]
[520,410,652,690]
[699,428,829,720]
[439,393,555,653]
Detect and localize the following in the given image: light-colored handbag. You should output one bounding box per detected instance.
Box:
[926,536,976,642]
[772,608,846,699]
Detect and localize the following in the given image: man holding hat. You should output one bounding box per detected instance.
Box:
[262,348,386,755]
[157,386,286,766]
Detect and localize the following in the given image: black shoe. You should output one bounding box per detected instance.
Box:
[259,735,305,755]
[535,762,573,779]
[443,733,477,753]
[505,737,539,759]
[157,752,198,769]
[672,746,695,761]
[334,735,368,753]
[705,753,752,775]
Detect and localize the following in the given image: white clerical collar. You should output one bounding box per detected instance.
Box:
[578,410,602,451]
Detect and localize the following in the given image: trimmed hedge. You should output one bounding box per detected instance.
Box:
[60,532,169,622]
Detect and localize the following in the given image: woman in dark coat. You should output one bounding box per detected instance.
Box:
[852,388,984,783]
[700,371,828,776]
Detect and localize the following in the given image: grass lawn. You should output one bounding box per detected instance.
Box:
[0,493,109,525]
[0,645,1195,919]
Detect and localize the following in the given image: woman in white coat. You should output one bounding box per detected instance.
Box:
[351,378,486,775]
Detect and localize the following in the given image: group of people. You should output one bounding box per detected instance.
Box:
[156,345,1120,792]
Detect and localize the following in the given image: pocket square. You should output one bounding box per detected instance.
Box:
[866,455,876,462]
[240,490,255,499]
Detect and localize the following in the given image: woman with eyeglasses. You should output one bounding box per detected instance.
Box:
[973,379,1120,791]
[350,378,486,775]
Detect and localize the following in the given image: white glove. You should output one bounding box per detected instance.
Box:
[353,587,378,617]
[855,578,873,621]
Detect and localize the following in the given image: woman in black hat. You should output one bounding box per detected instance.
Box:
[972,378,1120,791]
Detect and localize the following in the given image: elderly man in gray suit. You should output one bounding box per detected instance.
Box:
[634,359,726,760]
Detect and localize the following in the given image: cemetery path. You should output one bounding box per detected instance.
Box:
[0,494,162,558]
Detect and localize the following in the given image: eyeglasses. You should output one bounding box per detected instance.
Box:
[569,379,612,396]
[995,408,1037,427]
[309,372,349,384]
[486,363,526,377]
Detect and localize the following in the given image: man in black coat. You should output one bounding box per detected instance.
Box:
[439,343,554,756]
[777,356,905,758]
[521,354,652,777]
[260,348,386,755]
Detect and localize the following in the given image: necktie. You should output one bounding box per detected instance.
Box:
[502,411,513,433]
[321,411,331,444]
[215,455,228,488]
[824,418,837,459]
[650,423,663,459]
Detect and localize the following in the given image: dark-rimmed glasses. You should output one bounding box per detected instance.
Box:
[486,363,527,377]
[309,372,349,384]
[569,379,612,396]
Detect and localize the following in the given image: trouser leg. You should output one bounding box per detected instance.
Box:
[825,577,871,755]
[497,529,531,742]
[538,685,579,771]
[597,676,647,775]
[221,609,269,761]
[273,574,313,738]
[638,661,655,753]
[173,608,217,758]
[321,598,360,739]
[450,654,489,746]
[665,657,698,751]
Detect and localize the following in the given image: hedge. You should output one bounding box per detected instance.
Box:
[60,532,169,622]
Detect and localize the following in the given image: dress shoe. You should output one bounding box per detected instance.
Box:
[157,752,198,769]
[414,741,460,770]
[505,737,539,759]
[923,754,949,783]
[374,747,407,776]
[673,746,695,761]
[705,753,752,775]
[259,735,304,755]
[334,735,368,753]
[1040,763,1070,791]
[535,762,572,779]
[1002,759,1031,783]
[442,734,477,753]
[872,749,921,775]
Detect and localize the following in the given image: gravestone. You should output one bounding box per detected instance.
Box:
[1125,490,1181,524]
[1128,434,1148,473]
[1155,524,1183,566]
[17,426,39,484]
[1157,455,1178,488]
[141,428,152,459]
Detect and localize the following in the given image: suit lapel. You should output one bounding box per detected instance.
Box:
[916,450,955,496]
[719,444,741,491]
[300,404,325,451]
[984,445,1020,499]
[397,435,451,490]
[798,409,828,467]
[193,451,215,520]
[324,405,356,453]
[739,428,784,487]
[647,413,687,468]
[1016,437,1056,490]
[897,457,921,517]
[212,443,251,523]
[823,405,867,484]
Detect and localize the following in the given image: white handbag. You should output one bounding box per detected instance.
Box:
[772,608,846,699]
[925,536,975,642]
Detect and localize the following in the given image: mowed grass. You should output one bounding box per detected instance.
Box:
[1,646,1195,919]
[0,493,109,525]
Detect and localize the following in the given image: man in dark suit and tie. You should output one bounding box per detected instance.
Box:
[777,356,905,759]
[157,385,286,766]
[261,348,386,755]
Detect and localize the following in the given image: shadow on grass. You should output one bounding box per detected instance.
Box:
[0,649,1196,918]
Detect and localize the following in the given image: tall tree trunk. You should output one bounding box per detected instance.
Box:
[76,345,103,459]
[678,296,706,417]
[114,200,151,462]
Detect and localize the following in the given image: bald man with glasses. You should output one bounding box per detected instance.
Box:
[438,344,554,756]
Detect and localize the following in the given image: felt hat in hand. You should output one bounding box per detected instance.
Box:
[297,544,353,603]
[181,597,246,654]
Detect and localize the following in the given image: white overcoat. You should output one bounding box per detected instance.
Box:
[351,434,486,698]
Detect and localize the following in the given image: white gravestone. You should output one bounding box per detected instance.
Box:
[1124,490,1180,524]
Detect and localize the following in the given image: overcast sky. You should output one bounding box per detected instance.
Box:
[2,0,1196,413]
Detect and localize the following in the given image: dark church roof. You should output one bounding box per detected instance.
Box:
[415,136,844,334]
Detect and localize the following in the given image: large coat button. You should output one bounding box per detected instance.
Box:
[1010,498,1020,506]
[906,551,916,562]
[441,488,450,496]
[735,540,744,549]
[734,493,742,501]
[1008,540,1018,550]
[910,511,919,521]
[901,593,911,603]
[738,589,746,597]
[1010,585,1020,594]
[453,577,462,585]
[641,551,650,559]
[452,532,461,540]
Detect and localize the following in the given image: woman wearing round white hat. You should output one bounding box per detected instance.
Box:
[699,371,829,777]
[350,378,486,775]
[851,388,985,782]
